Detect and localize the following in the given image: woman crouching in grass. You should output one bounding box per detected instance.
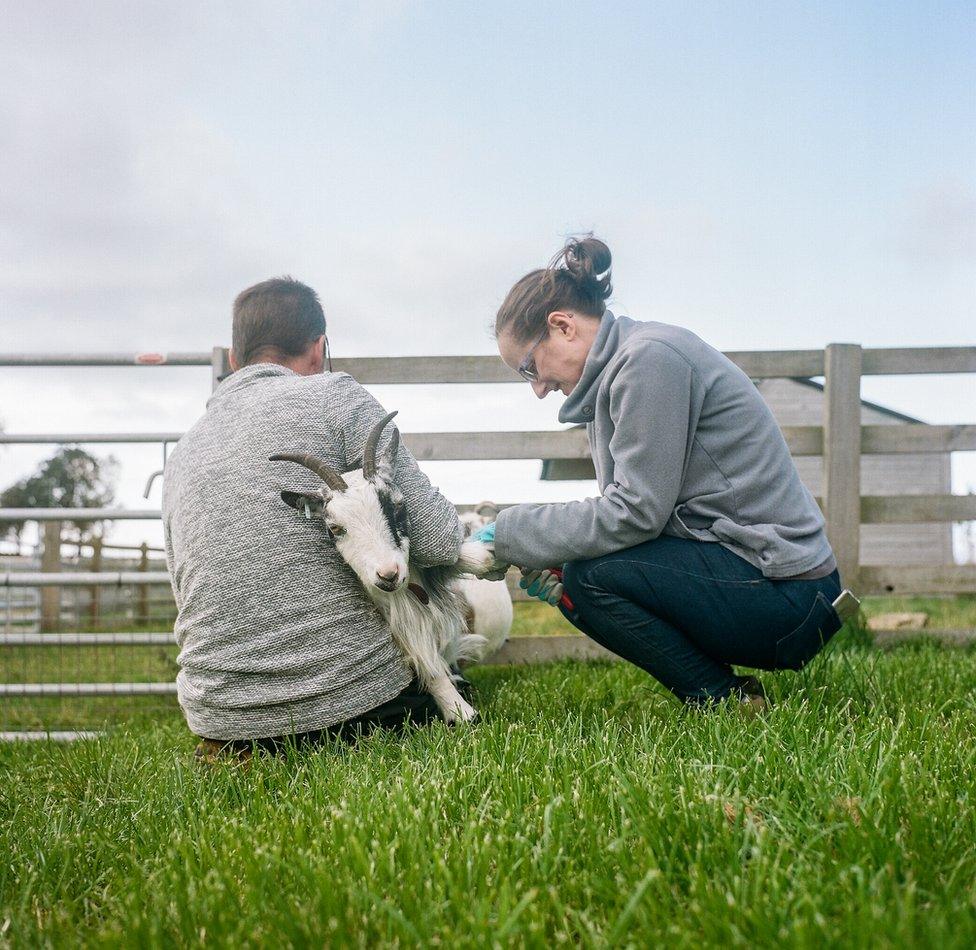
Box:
[471,236,844,710]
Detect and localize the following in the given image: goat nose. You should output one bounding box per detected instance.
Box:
[376,567,400,583]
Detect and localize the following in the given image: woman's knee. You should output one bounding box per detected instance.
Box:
[558,559,609,637]
[561,558,606,611]
[560,559,584,604]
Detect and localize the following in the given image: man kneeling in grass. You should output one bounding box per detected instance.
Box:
[162,278,467,761]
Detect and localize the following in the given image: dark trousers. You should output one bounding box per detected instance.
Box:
[560,536,842,704]
[199,679,444,758]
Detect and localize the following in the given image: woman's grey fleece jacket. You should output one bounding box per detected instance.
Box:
[494,310,835,579]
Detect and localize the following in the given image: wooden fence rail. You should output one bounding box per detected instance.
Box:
[4,425,976,458]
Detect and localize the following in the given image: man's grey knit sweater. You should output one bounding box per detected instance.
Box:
[162,364,464,740]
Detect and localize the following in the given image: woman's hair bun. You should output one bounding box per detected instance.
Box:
[554,235,612,305]
[494,234,613,343]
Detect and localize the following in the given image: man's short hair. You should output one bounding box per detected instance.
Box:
[232,277,326,367]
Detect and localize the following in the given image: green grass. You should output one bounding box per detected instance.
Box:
[510,599,580,636]
[3,636,976,947]
[860,594,976,629]
[2,597,974,733]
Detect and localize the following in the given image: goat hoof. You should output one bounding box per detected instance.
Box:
[445,705,479,726]
[447,714,479,727]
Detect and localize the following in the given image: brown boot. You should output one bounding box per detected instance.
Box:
[736,676,769,715]
[193,738,253,767]
[738,693,769,716]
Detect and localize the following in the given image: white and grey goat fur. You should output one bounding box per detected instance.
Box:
[271,412,496,723]
[454,502,513,659]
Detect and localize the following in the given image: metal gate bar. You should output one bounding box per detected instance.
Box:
[0,683,177,696]
[1,572,171,587]
[1,632,173,646]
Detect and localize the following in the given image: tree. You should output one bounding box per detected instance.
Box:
[0,447,119,545]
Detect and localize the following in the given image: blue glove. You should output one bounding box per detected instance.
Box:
[464,521,508,580]
[470,522,495,544]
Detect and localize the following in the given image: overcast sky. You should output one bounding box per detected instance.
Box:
[1,1,974,555]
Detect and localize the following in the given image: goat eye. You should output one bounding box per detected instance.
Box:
[328,524,346,537]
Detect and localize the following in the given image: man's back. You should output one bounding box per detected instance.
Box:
[163,363,464,740]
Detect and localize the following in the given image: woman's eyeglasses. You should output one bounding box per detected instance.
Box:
[516,327,550,382]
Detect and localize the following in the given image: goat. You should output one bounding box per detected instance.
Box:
[270,411,497,724]
[454,502,513,659]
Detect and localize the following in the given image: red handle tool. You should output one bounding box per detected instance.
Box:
[546,567,574,611]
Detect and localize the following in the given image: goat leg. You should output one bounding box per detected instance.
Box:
[454,540,507,579]
[426,672,478,724]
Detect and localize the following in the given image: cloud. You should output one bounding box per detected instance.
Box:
[0,109,271,349]
[894,179,976,262]
[0,1,428,353]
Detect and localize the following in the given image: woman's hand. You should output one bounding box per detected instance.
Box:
[519,567,565,606]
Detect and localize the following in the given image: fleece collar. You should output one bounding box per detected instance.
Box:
[558,309,621,425]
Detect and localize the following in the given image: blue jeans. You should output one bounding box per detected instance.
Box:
[560,536,842,704]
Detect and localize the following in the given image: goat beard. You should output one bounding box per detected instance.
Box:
[362,567,487,676]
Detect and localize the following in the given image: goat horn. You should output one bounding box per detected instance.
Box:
[362,410,398,480]
[269,453,348,491]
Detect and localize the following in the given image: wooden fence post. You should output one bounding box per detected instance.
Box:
[138,541,149,626]
[823,343,863,589]
[211,346,231,393]
[40,520,62,633]
[88,536,103,628]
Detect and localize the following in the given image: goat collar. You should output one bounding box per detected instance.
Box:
[407,583,430,606]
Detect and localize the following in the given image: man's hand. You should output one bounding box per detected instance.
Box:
[519,567,564,606]
[457,522,510,580]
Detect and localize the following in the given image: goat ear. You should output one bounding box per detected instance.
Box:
[280,490,326,518]
[372,426,400,488]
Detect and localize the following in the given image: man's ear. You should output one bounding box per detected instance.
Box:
[280,490,326,519]
[308,335,326,374]
[229,349,240,372]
